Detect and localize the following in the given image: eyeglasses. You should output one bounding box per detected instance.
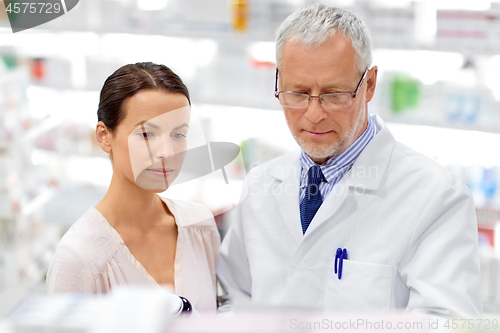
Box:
[274,68,368,109]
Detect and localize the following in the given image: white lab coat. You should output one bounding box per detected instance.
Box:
[218,114,482,317]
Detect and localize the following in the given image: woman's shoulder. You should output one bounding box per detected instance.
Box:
[161,197,217,230]
[56,208,119,271]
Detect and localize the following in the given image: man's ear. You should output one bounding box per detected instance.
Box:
[365,66,378,103]
[96,121,112,153]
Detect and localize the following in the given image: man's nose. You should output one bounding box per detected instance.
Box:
[304,96,327,123]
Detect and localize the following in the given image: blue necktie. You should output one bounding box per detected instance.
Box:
[300,165,324,234]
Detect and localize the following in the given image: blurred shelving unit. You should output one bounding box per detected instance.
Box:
[0,65,62,311]
[1,0,500,129]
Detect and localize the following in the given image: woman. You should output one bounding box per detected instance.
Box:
[46,62,220,313]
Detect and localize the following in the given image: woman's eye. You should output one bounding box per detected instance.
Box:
[139,132,154,138]
[172,133,187,139]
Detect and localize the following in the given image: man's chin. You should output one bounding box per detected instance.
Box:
[298,141,341,160]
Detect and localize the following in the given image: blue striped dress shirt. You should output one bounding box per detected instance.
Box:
[299,114,379,203]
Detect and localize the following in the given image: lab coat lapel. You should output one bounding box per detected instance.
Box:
[345,115,395,191]
[304,115,395,237]
[269,149,303,246]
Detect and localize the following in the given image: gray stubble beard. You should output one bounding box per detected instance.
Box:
[289,96,367,161]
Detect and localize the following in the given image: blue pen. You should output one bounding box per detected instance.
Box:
[334,248,342,274]
[338,248,348,279]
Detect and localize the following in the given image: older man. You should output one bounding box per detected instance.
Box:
[218,4,481,317]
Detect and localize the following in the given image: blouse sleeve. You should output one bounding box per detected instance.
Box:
[46,244,96,294]
[212,222,221,266]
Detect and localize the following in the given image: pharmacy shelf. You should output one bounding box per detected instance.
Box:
[0,186,58,221]
[3,0,499,55]
[19,187,58,218]
[0,117,64,151]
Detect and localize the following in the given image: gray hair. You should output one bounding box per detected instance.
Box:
[275,4,372,73]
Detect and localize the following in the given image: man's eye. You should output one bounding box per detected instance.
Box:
[323,93,343,99]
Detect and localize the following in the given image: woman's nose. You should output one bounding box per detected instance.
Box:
[154,137,175,161]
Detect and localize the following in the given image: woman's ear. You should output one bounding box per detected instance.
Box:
[96,121,112,153]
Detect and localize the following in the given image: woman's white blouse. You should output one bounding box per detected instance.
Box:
[46,197,220,312]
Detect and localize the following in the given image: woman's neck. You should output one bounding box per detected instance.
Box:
[95,171,171,231]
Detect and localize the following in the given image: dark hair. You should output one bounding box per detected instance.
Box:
[97,62,190,132]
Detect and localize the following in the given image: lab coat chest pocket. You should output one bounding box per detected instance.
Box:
[324,259,394,312]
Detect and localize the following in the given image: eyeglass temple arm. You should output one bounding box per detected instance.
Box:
[351,68,368,98]
[274,68,279,98]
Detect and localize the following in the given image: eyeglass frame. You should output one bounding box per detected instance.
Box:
[274,67,369,108]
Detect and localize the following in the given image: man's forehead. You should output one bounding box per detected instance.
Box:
[280,38,359,89]
[281,73,352,91]
[279,62,358,89]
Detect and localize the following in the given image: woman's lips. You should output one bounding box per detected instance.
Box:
[146,168,173,178]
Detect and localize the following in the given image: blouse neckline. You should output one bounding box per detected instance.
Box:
[89,196,179,292]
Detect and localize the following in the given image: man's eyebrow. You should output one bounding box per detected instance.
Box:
[284,81,350,91]
[281,80,309,89]
[135,120,160,129]
[321,83,352,91]
[173,123,189,131]
[285,83,309,90]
